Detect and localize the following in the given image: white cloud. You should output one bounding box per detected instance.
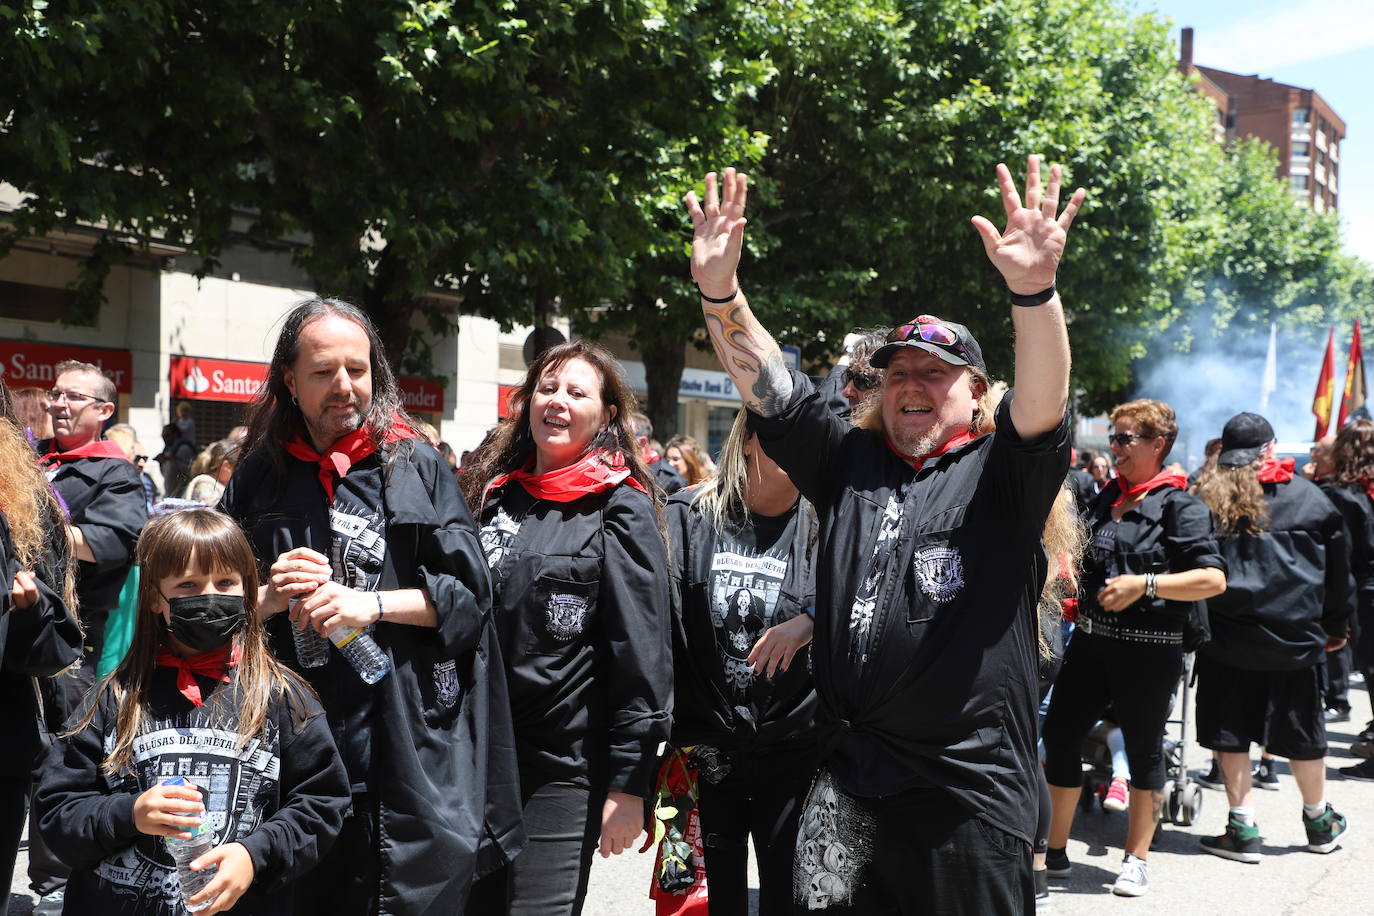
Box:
[1195,0,1374,71]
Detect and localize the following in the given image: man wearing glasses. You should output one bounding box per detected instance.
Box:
[38,360,148,679]
[685,158,1084,913]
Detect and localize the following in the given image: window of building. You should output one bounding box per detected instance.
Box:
[1292,108,1310,126]
[1291,175,1309,191]
[0,280,93,325]
[1292,141,1310,158]
[707,405,741,460]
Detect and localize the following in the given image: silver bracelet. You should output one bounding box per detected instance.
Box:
[374,591,385,623]
[1144,573,1158,600]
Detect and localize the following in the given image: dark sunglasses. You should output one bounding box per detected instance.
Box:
[1107,433,1153,447]
[887,317,958,347]
[842,368,881,391]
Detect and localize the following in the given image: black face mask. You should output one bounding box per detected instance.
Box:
[166,593,247,653]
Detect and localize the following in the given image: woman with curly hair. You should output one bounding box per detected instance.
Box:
[0,377,81,909]
[665,435,711,487]
[1041,398,1226,897]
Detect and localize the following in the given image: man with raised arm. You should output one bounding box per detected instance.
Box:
[685,158,1085,914]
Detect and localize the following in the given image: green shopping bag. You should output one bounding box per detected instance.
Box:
[97,565,139,677]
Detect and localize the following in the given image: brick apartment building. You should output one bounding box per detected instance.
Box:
[1179,26,1345,213]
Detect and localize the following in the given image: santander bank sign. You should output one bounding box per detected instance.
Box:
[169,355,444,413]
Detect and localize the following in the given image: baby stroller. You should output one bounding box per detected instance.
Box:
[1077,652,1203,829]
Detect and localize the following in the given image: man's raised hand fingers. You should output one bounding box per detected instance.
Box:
[684,191,705,227]
[970,215,1002,252]
[1042,163,1062,219]
[1023,154,1042,212]
[995,162,1022,217]
[704,171,719,215]
[721,167,736,210]
[1057,187,1087,231]
[735,171,749,215]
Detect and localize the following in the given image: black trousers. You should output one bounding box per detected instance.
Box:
[293,794,380,916]
[816,782,1033,916]
[467,780,604,916]
[697,746,817,916]
[1325,642,1352,712]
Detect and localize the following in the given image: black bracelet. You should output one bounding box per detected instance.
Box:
[1009,283,1056,307]
[696,284,739,304]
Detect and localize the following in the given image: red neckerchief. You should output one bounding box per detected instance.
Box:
[39,439,130,470]
[884,431,980,471]
[1110,470,1188,507]
[284,420,419,503]
[486,449,648,503]
[156,644,242,707]
[642,446,662,464]
[1257,456,1295,483]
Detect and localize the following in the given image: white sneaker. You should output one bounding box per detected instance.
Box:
[1112,854,1149,897]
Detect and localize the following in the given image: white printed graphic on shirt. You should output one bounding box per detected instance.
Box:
[479,506,521,571]
[847,485,907,664]
[710,547,789,700]
[433,658,461,708]
[913,545,964,603]
[329,497,388,592]
[95,711,282,915]
[794,769,873,910]
[545,591,592,641]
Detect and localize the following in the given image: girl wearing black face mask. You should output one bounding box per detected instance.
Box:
[35,509,351,916]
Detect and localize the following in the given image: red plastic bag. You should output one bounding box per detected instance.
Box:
[648,749,708,915]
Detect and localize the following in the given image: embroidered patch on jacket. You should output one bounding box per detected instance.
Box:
[433,659,461,708]
[913,545,964,603]
[546,592,591,641]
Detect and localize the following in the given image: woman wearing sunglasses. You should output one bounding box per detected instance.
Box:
[1041,398,1226,897]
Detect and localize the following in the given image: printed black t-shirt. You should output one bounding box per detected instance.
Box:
[707,505,799,704]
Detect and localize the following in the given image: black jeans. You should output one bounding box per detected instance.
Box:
[697,745,817,916]
[1041,631,1183,791]
[467,780,604,916]
[293,794,380,916]
[812,780,1033,916]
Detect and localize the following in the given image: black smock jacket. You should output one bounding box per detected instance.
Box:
[221,442,524,914]
[751,370,1069,844]
[1322,483,1374,666]
[1204,475,1353,672]
[479,480,672,799]
[40,444,147,613]
[36,667,350,916]
[665,491,820,754]
[1080,482,1226,637]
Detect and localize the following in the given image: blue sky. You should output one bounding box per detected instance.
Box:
[1137,0,1373,263]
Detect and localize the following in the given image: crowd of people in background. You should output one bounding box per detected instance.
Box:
[0,157,1369,916]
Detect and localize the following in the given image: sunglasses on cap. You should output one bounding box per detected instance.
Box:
[887,317,958,347]
[842,368,880,391]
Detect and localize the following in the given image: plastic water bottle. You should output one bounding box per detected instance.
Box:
[327,625,391,684]
[161,777,218,913]
[288,598,330,668]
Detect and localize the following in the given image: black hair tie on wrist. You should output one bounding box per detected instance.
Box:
[1009,283,1056,307]
[696,284,739,304]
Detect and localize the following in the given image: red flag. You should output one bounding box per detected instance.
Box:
[1313,327,1336,440]
[1339,320,1367,428]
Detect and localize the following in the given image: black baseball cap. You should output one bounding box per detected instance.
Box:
[870,315,986,373]
[1218,412,1275,467]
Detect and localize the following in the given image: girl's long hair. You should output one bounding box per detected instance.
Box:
[460,339,658,511]
[0,379,77,615]
[1193,458,1269,536]
[70,509,316,774]
[1332,419,1374,488]
[1039,485,1088,658]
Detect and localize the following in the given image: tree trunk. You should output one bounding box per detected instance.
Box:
[361,247,418,367]
[638,326,686,443]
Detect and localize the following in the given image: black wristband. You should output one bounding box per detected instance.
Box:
[696,284,739,304]
[1009,283,1056,307]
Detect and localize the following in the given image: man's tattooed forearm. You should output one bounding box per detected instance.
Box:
[752,348,794,417]
[704,307,762,375]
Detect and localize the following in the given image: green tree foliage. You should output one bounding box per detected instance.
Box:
[1,0,1365,427]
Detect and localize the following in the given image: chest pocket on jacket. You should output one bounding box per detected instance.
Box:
[528,557,602,655]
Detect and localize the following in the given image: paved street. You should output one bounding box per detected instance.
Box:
[10,680,1372,914]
